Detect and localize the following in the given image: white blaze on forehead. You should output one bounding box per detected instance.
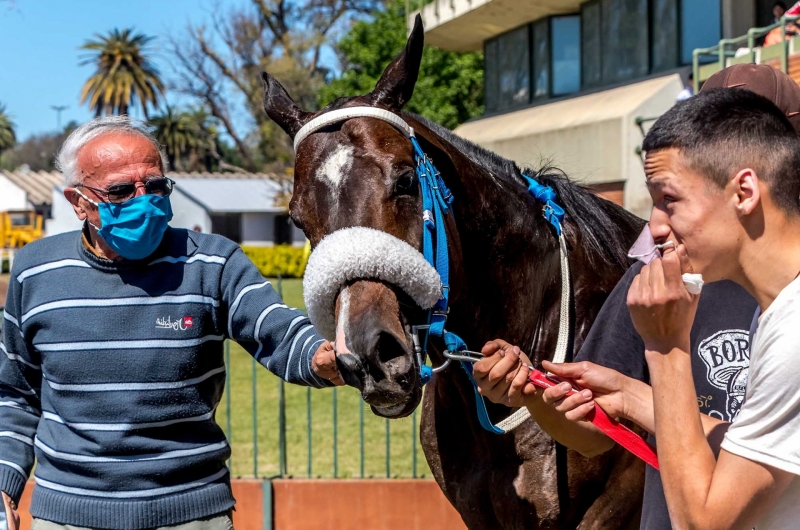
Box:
[317,145,354,188]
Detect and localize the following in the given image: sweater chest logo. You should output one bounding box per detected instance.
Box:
[156,315,194,331]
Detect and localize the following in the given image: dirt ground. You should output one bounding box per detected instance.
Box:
[0,274,8,307]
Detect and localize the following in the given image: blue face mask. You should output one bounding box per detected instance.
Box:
[76,191,173,260]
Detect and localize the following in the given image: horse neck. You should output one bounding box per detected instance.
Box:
[433,144,564,363]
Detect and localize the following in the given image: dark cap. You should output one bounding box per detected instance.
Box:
[701,64,800,131]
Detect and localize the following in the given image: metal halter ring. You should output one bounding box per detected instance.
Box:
[412,325,452,374]
[442,349,485,364]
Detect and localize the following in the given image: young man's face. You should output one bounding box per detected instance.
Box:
[645,148,741,282]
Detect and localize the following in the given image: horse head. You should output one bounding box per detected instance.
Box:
[263,17,439,418]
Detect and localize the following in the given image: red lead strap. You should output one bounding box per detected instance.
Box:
[528,368,660,470]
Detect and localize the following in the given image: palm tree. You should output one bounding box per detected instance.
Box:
[80,28,164,118]
[151,106,204,170]
[0,103,15,155]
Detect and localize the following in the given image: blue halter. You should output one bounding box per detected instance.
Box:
[292,106,568,436]
[411,136,565,435]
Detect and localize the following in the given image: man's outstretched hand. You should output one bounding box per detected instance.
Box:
[1,492,19,530]
[312,340,345,386]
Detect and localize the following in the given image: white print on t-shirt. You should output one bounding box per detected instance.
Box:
[697,329,750,421]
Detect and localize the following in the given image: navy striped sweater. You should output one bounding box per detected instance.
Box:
[0,228,329,528]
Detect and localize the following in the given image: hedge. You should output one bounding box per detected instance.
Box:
[241,245,309,278]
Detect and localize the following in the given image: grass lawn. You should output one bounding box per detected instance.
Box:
[216,278,431,479]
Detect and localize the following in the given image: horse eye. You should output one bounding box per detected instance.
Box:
[395,172,416,196]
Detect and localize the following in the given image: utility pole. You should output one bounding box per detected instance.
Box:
[50,105,68,130]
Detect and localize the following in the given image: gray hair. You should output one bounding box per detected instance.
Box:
[55,115,168,186]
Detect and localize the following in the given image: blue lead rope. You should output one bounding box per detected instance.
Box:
[412,136,565,435]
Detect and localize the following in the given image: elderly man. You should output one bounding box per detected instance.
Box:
[0,116,341,530]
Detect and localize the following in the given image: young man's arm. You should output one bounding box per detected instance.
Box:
[627,251,796,530]
[221,248,341,387]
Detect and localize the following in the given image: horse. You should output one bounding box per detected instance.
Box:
[262,16,647,529]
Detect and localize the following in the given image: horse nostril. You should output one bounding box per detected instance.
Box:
[336,353,365,390]
[375,331,408,365]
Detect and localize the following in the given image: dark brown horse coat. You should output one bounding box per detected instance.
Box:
[262,16,647,529]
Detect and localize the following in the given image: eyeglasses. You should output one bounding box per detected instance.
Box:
[76,177,175,204]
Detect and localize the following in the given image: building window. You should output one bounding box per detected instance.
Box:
[484,26,530,112]
[274,214,293,245]
[210,213,242,243]
[581,1,603,89]
[551,16,581,96]
[601,0,649,84]
[651,0,679,72]
[484,39,499,113]
[532,19,550,99]
[681,0,721,64]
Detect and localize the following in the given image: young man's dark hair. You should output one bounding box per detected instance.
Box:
[775,1,788,10]
[643,88,800,214]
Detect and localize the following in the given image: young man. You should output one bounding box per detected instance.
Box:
[473,64,800,530]
[477,88,800,529]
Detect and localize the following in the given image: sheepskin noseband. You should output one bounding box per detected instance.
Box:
[303,227,443,340]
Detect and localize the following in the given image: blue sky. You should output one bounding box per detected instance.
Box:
[0,0,323,140]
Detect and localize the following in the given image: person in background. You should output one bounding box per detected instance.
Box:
[774,1,788,22]
[765,1,800,45]
[676,71,694,102]
[0,116,343,530]
[471,64,800,530]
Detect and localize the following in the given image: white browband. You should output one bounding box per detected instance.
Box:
[294,107,414,152]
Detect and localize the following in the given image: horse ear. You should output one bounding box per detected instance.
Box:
[370,14,424,110]
[261,72,312,139]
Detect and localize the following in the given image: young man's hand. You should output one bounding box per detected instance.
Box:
[627,245,698,354]
[540,361,656,434]
[1,492,19,530]
[541,361,628,421]
[472,339,537,407]
[311,341,344,386]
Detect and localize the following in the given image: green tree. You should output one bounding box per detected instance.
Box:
[171,0,379,172]
[0,103,15,155]
[151,106,204,170]
[80,28,164,118]
[319,0,484,129]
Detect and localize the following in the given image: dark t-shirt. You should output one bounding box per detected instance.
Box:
[575,262,757,530]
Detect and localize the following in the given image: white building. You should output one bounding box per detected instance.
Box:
[0,169,60,220]
[410,0,770,218]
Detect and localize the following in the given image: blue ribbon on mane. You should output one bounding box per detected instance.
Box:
[412,136,565,434]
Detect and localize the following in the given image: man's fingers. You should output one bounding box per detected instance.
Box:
[486,351,521,389]
[329,375,345,386]
[542,360,588,379]
[481,341,501,356]
[554,389,593,414]
[541,381,572,405]
[472,352,503,379]
[506,364,530,405]
[564,401,596,422]
[661,250,684,290]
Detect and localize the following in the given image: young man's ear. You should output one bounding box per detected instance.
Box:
[732,168,761,216]
[64,188,87,221]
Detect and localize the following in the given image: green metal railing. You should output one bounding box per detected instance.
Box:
[693,15,800,92]
[218,277,430,480]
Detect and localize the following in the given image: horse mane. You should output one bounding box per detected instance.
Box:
[408,113,644,270]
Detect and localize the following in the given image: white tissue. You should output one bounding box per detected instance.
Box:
[682,273,704,295]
